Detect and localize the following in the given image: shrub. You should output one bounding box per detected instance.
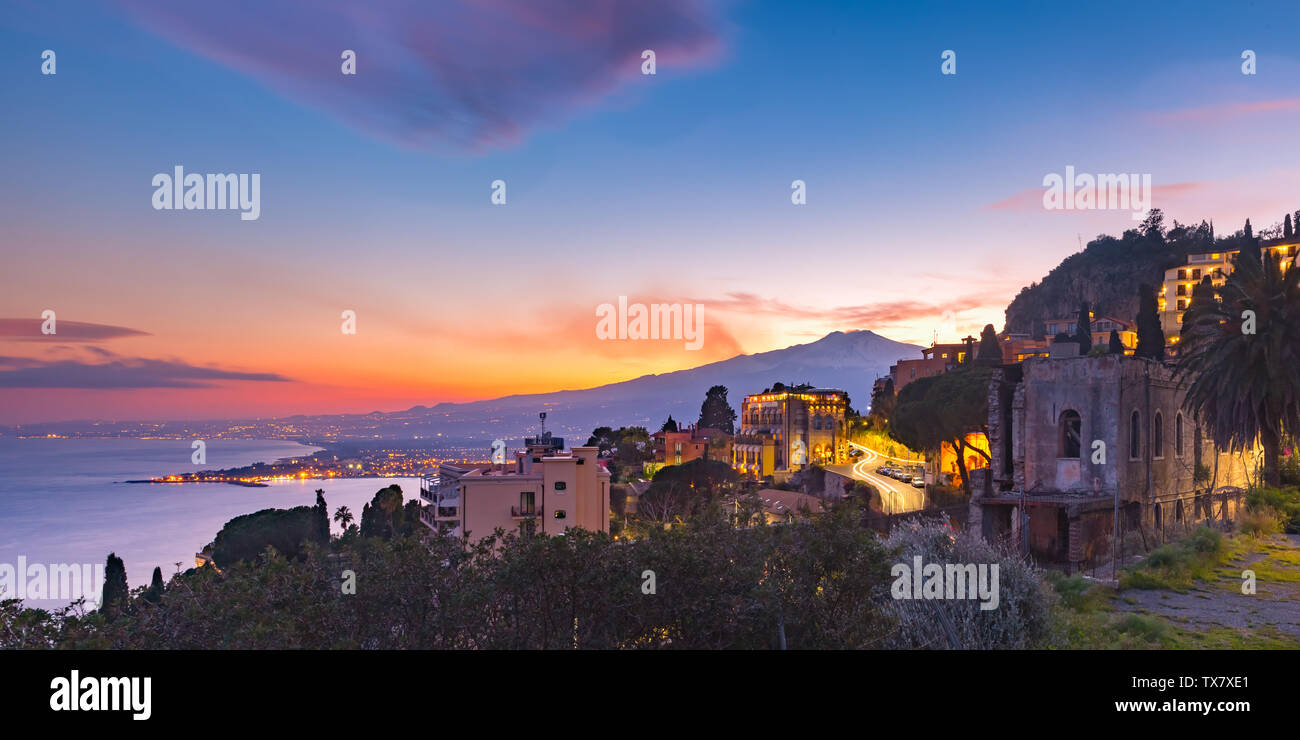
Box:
[883,516,1056,649]
[1245,486,1300,533]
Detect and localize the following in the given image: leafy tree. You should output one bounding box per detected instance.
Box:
[1108,329,1124,354]
[697,384,737,434]
[889,367,993,495]
[359,485,409,539]
[976,324,1001,364]
[638,458,738,523]
[586,426,617,455]
[210,506,325,566]
[1074,302,1092,353]
[100,553,129,615]
[1176,250,1300,486]
[1135,283,1164,360]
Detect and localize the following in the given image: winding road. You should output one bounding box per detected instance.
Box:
[832,441,926,513]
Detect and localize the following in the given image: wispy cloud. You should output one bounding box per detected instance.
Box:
[0,350,292,388]
[1149,97,1300,124]
[0,318,151,342]
[113,0,725,150]
[985,181,1207,212]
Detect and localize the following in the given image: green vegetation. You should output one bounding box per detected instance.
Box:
[210,505,327,567]
[890,366,992,494]
[1119,527,1227,591]
[1175,239,1300,487]
[696,384,737,434]
[1244,486,1300,533]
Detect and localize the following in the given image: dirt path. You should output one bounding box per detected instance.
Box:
[1112,535,1300,640]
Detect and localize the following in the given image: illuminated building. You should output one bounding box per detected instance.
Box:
[1158,238,1298,341]
[731,385,847,480]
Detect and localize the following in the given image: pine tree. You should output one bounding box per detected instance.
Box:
[697,385,737,434]
[1135,283,1164,360]
[101,552,129,614]
[661,415,678,433]
[1285,213,1293,239]
[1074,302,1093,354]
[1108,330,1124,354]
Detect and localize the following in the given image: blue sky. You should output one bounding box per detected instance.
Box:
[2,0,1299,421]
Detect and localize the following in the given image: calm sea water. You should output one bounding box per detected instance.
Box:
[0,438,419,607]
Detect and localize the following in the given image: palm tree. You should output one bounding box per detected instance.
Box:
[333,505,354,530]
[1176,249,1300,486]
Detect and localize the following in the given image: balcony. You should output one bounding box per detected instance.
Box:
[511,506,542,518]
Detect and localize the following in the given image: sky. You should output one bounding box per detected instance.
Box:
[2,0,1299,424]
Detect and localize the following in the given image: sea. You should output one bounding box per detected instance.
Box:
[0,437,419,608]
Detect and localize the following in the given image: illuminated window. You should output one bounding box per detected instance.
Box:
[554,481,567,491]
[553,509,566,520]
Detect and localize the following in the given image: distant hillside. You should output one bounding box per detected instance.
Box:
[386,329,922,442]
[1003,211,1261,338]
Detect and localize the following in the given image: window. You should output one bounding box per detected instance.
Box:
[1153,412,1164,458]
[1177,269,1187,280]
[519,491,535,515]
[1177,299,1187,310]
[553,509,567,520]
[1129,411,1141,459]
[1059,410,1081,458]
[554,481,567,491]
[1176,284,1186,296]
[1175,413,1184,457]
[1192,269,1201,279]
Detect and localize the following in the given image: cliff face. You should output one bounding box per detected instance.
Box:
[1003,218,1231,338]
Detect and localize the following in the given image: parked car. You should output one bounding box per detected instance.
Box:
[876,466,892,476]
[911,476,925,488]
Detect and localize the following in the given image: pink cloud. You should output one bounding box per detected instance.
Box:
[1149,98,1300,124]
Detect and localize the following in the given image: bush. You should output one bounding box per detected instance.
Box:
[883,516,1056,649]
[1236,507,1283,537]
[1120,526,1224,590]
[1245,486,1300,533]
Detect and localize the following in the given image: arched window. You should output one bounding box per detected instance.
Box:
[1175,413,1185,457]
[1154,503,1162,530]
[1153,411,1164,459]
[1175,500,1184,523]
[1058,409,1081,458]
[1129,411,1141,460]
[813,416,822,430]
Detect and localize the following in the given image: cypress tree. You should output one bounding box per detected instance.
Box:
[313,489,330,544]
[1285,213,1293,239]
[1135,283,1165,360]
[101,552,129,614]
[143,566,164,604]
[1108,330,1124,354]
[1074,302,1093,354]
[976,324,1001,364]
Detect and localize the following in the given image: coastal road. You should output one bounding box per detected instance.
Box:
[835,442,926,513]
